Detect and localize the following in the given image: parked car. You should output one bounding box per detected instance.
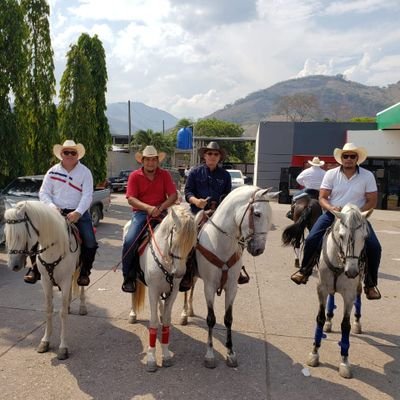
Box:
[0,175,111,244]
[227,169,246,190]
[108,169,133,192]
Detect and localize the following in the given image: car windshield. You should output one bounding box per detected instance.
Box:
[229,171,242,179]
[4,179,42,197]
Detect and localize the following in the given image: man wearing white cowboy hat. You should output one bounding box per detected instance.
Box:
[291,143,382,300]
[27,139,98,286]
[121,145,177,293]
[287,156,326,219]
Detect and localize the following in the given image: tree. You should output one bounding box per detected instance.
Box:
[132,129,175,158]
[0,0,27,186]
[276,93,320,122]
[76,34,111,183]
[15,0,58,175]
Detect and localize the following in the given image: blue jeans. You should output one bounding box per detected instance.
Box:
[300,211,381,287]
[76,211,97,249]
[122,211,148,279]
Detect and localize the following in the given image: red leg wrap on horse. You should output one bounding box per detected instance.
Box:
[149,327,158,348]
[161,325,170,344]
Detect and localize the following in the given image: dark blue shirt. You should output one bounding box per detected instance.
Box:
[185,164,232,214]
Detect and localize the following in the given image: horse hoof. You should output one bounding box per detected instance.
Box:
[180,316,188,326]
[339,362,352,379]
[79,306,87,316]
[204,357,216,369]
[324,322,332,333]
[226,353,238,368]
[57,347,69,360]
[306,352,319,367]
[146,361,158,372]
[353,322,362,334]
[162,357,173,368]
[128,315,137,324]
[37,341,50,353]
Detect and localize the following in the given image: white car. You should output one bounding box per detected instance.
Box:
[227,169,246,190]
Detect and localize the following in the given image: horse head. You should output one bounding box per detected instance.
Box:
[331,204,372,279]
[4,202,39,271]
[238,187,279,256]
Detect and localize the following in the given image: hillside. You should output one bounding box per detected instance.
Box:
[106,101,178,135]
[206,75,400,126]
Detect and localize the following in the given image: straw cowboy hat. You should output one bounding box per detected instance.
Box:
[334,142,367,165]
[53,140,85,160]
[135,145,166,163]
[308,157,325,167]
[198,141,226,161]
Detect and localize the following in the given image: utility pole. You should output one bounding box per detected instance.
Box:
[128,100,132,153]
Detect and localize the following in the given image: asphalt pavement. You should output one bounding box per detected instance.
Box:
[0,193,399,400]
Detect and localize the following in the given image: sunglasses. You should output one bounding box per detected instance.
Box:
[62,150,78,156]
[205,152,220,157]
[342,154,357,160]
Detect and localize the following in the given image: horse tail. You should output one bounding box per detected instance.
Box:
[133,281,146,312]
[282,207,311,247]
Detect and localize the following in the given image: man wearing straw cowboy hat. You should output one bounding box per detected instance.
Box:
[287,156,326,219]
[121,145,177,293]
[291,143,382,300]
[28,139,98,286]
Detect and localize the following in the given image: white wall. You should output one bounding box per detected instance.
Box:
[348,130,400,157]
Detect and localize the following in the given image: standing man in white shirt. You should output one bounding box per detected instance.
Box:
[24,140,97,286]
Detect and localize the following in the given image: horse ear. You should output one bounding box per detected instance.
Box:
[170,206,182,229]
[331,209,345,221]
[195,210,204,227]
[260,187,280,200]
[361,209,374,219]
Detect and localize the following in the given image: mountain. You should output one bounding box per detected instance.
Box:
[206,75,400,127]
[106,101,178,135]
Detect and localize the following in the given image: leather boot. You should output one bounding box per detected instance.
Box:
[238,266,250,284]
[364,286,381,300]
[24,261,41,284]
[78,247,97,286]
[179,249,196,292]
[122,252,139,293]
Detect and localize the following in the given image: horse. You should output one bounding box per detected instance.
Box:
[126,205,198,372]
[282,195,322,268]
[195,185,279,368]
[306,204,372,378]
[5,201,85,360]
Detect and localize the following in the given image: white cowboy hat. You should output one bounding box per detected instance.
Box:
[135,145,166,163]
[53,140,85,160]
[333,143,367,165]
[308,157,325,167]
[198,141,226,161]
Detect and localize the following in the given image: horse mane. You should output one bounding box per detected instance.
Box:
[159,205,197,258]
[7,201,69,255]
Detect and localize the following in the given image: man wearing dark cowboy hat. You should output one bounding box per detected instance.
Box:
[30,139,98,286]
[182,141,249,290]
[291,143,382,300]
[121,145,177,293]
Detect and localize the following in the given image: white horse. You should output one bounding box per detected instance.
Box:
[5,201,85,360]
[126,205,198,372]
[195,185,279,368]
[306,204,372,378]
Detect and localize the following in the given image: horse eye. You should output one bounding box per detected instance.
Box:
[253,211,261,218]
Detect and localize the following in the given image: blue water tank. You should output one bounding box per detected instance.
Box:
[176,127,193,149]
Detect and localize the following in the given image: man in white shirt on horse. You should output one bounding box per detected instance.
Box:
[24,140,97,287]
[291,143,382,300]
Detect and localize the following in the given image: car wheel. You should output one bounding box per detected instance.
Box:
[90,205,102,227]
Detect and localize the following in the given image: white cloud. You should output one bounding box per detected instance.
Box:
[324,0,397,15]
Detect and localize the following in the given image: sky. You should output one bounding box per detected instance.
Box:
[49,0,400,119]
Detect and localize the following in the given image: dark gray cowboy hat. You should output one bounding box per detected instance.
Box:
[198,142,226,161]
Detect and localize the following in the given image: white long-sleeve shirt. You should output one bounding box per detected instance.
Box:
[296,166,326,190]
[39,162,93,215]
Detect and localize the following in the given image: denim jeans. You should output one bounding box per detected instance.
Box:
[76,211,97,249]
[122,211,148,278]
[301,211,381,286]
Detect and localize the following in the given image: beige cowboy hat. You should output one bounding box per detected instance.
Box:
[135,145,166,163]
[334,142,367,165]
[198,141,226,161]
[53,139,85,160]
[308,157,325,167]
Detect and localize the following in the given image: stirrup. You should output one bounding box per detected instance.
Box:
[290,271,308,285]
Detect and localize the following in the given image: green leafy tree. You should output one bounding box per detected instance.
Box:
[77,34,111,183]
[132,129,175,163]
[15,0,58,175]
[0,0,27,186]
